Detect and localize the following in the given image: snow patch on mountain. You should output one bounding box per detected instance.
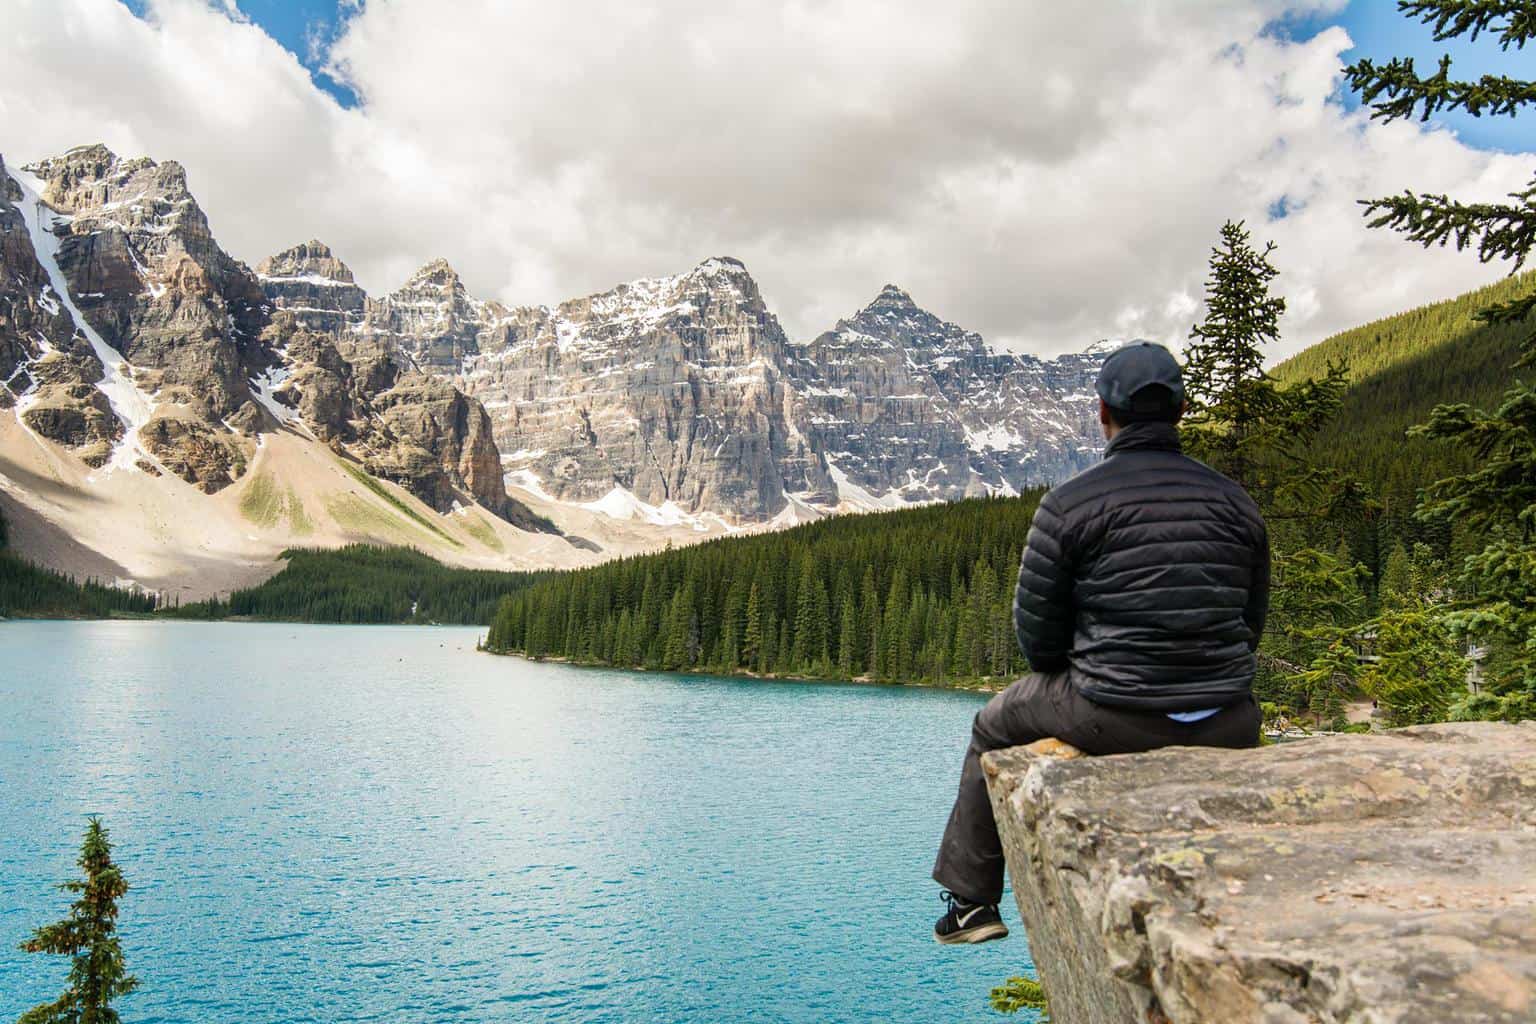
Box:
[8,166,157,469]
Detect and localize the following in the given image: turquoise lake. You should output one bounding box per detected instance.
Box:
[0,620,1033,1022]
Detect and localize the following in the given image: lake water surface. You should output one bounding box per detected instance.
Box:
[0,621,1032,1022]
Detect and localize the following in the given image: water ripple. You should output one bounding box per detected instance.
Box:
[0,621,1034,1023]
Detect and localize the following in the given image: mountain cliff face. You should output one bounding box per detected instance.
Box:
[451,257,833,522]
[790,284,1104,506]
[0,152,121,467]
[3,142,1117,589]
[4,145,259,488]
[356,258,494,371]
[254,240,545,529]
[372,258,1105,522]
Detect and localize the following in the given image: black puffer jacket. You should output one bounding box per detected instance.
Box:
[1013,421,1269,710]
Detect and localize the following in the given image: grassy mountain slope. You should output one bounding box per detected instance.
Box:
[1272,270,1532,505]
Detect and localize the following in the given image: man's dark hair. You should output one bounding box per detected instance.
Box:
[1106,384,1181,426]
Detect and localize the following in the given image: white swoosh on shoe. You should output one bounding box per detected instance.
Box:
[956,906,988,927]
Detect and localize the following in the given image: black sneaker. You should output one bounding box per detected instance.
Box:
[933,890,1008,944]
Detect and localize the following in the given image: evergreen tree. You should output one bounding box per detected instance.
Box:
[880,569,910,680]
[1380,541,1414,606]
[838,594,860,677]
[615,607,636,665]
[1363,601,1471,725]
[1182,221,1353,516]
[18,818,139,1024]
[1269,547,1371,721]
[810,574,832,672]
[742,583,763,671]
[1346,0,1536,710]
[720,579,747,670]
[1183,221,1285,496]
[1179,220,1370,717]
[663,582,699,670]
[990,975,1050,1017]
[791,554,818,669]
[761,609,778,673]
[859,567,881,674]
[952,584,976,676]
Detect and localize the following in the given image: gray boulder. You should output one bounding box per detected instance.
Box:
[983,722,1536,1023]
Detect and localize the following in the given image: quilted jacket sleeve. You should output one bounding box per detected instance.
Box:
[1013,493,1076,672]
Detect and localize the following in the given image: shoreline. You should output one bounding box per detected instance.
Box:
[1,612,1007,694]
[0,611,485,628]
[479,646,1007,695]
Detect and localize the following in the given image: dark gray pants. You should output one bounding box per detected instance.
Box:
[932,670,1261,905]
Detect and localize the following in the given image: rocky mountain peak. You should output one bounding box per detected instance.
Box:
[1082,338,1128,357]
[355,257,492,370]
[2,143,267,490]
[688,255,749,279]
[867,283,918,312]
[257,240,356,284]
[258,240,367,339]
[676,257,780,332]
[23,145,190,215]
[837,283,982,357]
[404,257,465,292]
[18,145,233,296]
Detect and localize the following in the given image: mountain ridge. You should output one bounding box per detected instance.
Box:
[251,225,1112,521]
[0,141,1128,595]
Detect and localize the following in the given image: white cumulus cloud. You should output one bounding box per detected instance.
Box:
[1,0,1531,358]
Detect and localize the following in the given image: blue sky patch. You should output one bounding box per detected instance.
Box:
[1270,0,1536,153]
[123,0,360,107]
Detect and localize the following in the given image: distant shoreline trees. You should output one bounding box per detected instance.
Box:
[166,545,544,625]
[485,497,1036,688]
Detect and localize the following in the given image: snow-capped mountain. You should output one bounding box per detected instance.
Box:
[789,284,1103,508]
[0,146,581,598]
[2,142,1121,593]
[450,256,834,523]
[324,256,1111,524]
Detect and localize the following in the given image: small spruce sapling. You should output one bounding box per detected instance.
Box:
[17,817,139,1024]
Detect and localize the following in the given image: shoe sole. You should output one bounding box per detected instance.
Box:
[933,922,1009,945]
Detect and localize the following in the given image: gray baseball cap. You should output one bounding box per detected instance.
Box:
[1094,341,1185,412]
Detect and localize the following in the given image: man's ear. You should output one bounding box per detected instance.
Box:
[1099,399,1112,426]
[1175,399,1189,423]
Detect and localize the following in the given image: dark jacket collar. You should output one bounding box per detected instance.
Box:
[1103,420,1182,457]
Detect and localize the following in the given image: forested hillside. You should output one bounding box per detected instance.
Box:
[170,546,545,624]
[1273,270,1531,529]
[485,496,1041,686]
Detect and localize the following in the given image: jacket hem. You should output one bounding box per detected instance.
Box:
[1075,677,1253,712]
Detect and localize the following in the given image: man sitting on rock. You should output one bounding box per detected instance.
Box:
[931,341,1268,944]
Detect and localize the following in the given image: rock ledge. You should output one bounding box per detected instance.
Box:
[983,722,1536,1023]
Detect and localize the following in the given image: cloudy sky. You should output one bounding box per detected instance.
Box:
[3,0,1534,358]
